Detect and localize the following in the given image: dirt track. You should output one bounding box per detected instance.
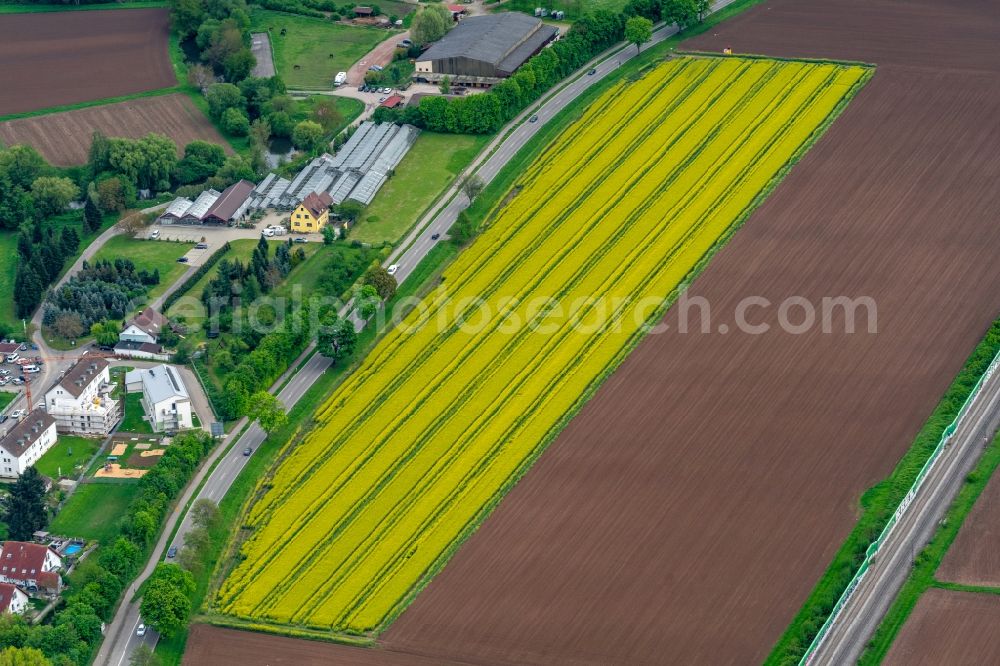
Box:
[0,8,176,116]
[883,588,1000,665]
[937,461,1000,586]
[0,94,231,166]
[187,0,1000,663]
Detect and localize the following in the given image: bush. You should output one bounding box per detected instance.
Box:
[221,107,251,136]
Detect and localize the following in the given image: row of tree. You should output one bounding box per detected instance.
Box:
[13,220,80,320]
[0,433,215,664]
[0,145,81,231]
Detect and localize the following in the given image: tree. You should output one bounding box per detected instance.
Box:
[139,565,194,637]
[95,176,134,213]
[460,173,485,201]
[246,390,287,434]
[175,141,227,184]
[116,210,146,235]
[410,4,450,45]
[267,110,294,138]
[291,120,325,153]
[31,176,79,216]
[187,63,215,92]
[321,224,336,245]
[4,467,47,541]
[334,200,365,224]
[83,195,103,233]
[355,284,380,320]
[52,312,85,340]
[170,0,206,39]
[661,0,700,31]
[221,107,251,136]
[362,266,397,300]
[0,647,51,666]
[439,75,451,95]
[249,118,271,150]
[223,48,256,82]
[624,15,653,53]
[130,644,162,666]
[205,83,245,120]
[90,320,120,347]
[0,144,45,189]
[318,314,356,361]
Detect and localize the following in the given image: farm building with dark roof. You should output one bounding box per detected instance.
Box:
[414,12,558,86]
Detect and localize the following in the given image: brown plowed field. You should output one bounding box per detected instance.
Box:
[0,8,175,116]
[187,0,1000,664]
[937,461,1000,586]
[182,625,467,666]
[883,588,1000,665]
[0,94,231,166]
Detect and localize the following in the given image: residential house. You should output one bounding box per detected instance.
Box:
[202,179,255,225]
[0,542,62,594]
[290,191,333,233]
[120,307,168,345]
[0,583,29,614]
[0,410,57,479]
[124,364,193,432]
[45,358,119,436]
[113,340,169,362]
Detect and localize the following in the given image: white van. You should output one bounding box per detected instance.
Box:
[334,71,347,86]
[5,352,18,363]
[150,229,160,239]
[22,364,39,374]
[262,227,275,238]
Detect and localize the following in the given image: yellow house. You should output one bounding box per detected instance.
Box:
[290,191,333,232]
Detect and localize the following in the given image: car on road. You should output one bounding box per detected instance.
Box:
[381,87,392,94]
[0,415,7,424]
[369,64,383,71]
[195,242,208,249]
[149,230,159,239]
[9,409,25,420]
[5,353,18,363]
[0,369,9,377]
[136,624,146,637]
[529,114,539,123]
[176,256,189,263]
[588,68,597,75]
[378,96,387,103]
[18,343,26,351]
[397,38,412,48]
[293,237,307,243]
[262,227,275,237]
[431,233,440,240]
[243,447,253,457]
[166,546,177,558]
[0,378,8,387]
[11,377,23,385]
[387,264,398,276]
[29,343,37,351]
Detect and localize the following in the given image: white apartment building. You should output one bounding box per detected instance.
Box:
[125,364,193,432]
[0,410,57,479]
[45,358,120,436]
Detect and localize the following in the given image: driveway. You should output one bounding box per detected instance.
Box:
[347,30,410,86]
[250,32,276,78]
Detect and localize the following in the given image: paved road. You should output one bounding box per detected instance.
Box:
[100,3,741,662]
[810,361,1000,665]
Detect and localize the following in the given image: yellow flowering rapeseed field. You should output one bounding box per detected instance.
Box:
[216,56,868,634]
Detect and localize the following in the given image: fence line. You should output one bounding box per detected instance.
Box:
[801,347,1000,664]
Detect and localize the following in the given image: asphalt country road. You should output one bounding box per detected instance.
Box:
[811,362,1000,665]
[99,4,741,662]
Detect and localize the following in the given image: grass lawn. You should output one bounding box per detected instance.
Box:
[0,392,14,411]
[34,435,101,480]
[291,95,364,130]
[91,235,193,302]
[250,10,388,89]
[50,483,140,546]
[353,132,491,244]
[120,392,153,434]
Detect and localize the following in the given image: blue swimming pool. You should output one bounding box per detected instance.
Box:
[63,544,82,556]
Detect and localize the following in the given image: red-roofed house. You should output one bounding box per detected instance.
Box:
[380,94,404,109]
[290,191,333,233]
[0,542,62,594]
[0,583,28,614]
[448,4,467,19]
